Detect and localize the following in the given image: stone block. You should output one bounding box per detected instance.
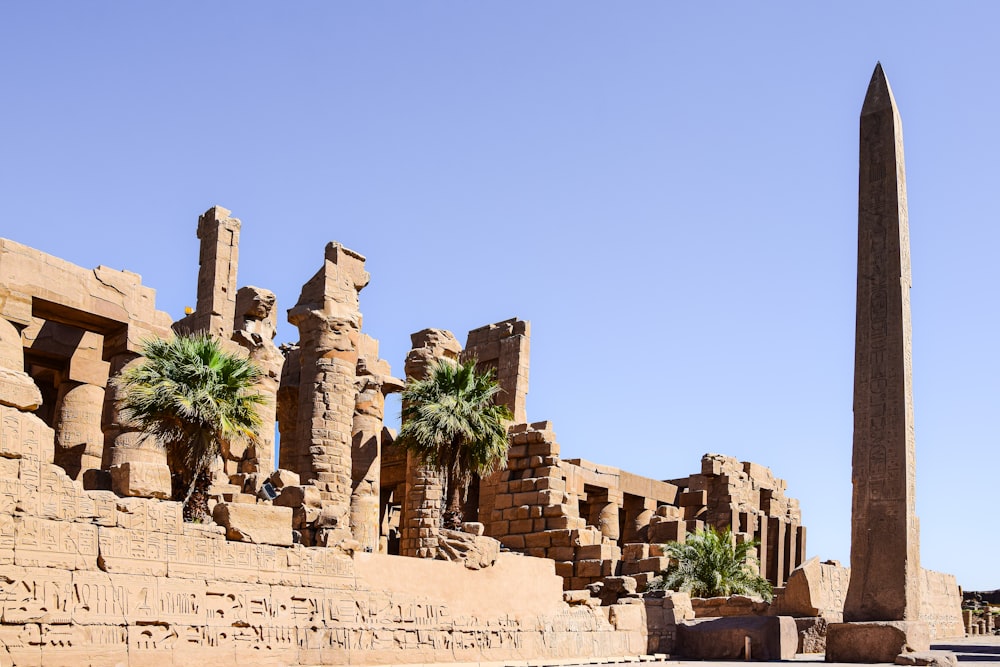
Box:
[513,491,539,506]
[546,528,575,546]
[546,515,584,530]
[576,543,619,561]
[679,490,707,507]
[609,603,644,631]
[110,462,171,500]
[547,546,575,561]
[536,489,562,505]
[574,528,600,547]
[576,559,603,578]
[212,502,293,546]
[461,521,484,536]
[637,556,670,572]
[677,615,797,660]
[623,543,650,561]
[826,621,930,663]
[633,571,655,591]
[563,589,591,604]
[509,518,534,533]
[894,651,958,667]
[777,556,849,620]
[500,534,525,549]
[542,502,573,517]
[524,532,551,548]
[648,519,685,544]
[794,617,828,654]
[15,517,98,570]
[273,484,322,508]
[554,561,574,578]
[268,468,300,488]
[534,476,565,492]
[0,367,42,411]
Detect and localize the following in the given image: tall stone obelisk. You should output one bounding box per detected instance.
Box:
[826,63,929,663]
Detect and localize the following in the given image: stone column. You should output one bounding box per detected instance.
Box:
[232,286,283,477]
[399,328,461,558]
[174,206,241,338]
[105,353,172,499]
[53,382,105,479]
[349,334,404,552]
[0,317,42,413]
[587,489,622,543]
[826,63,929,663]
[52,330,110,482]
[276,344,301,474]
[288,242,369,547]
[766,516,786,588]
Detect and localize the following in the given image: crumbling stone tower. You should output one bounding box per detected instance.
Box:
[278,242,401,550]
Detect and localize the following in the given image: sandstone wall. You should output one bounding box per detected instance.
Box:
[0,402,647,666]
[770,558,963,641]
[919,568,965,639]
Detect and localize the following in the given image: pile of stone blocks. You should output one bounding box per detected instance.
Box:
[482,425,808,593]
[481,421,616,589]
[661,454,805,588]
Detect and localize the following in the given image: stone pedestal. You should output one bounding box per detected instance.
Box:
[826,621,929,663]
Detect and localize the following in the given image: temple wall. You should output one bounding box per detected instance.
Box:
[919,568,965,639]
[0,402,646,665]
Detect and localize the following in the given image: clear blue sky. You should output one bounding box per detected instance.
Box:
[3,4,998,589]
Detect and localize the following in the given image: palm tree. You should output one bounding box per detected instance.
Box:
[649,526,773,601]
[398,358,513,530]
[115,334,265,521]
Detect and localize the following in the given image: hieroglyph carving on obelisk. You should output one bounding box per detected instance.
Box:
[845,62,921,623]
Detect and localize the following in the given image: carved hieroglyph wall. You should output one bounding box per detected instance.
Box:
[0,402,646,666]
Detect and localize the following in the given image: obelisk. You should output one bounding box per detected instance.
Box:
[826,63,929,662]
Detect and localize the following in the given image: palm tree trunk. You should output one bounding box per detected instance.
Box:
[443,461,465,530]
[183,469,212,523]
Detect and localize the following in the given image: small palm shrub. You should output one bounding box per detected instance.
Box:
[115,334,265,521]
[647,526,773,601]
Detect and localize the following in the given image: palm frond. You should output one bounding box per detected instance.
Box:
[397,358,513,525]
[652,526,772,601]
[115,334,266,515]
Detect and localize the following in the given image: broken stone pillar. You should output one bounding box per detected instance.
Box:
[462,318,530,422]
[766,517,787,588]
[288,242,369,547]
[105,353,172,499]
[276,344,301,474]
[0,317,42,412]
[173,206,241,338]
[399,328,461,558]
[588,488,622,542]
[826,63,929,662]
[349,334,403,552]
[53,381,105,479]
[232,286,283,476]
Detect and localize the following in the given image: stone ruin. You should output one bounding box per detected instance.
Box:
[0,65,967,665]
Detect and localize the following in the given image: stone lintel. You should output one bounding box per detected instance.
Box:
[825,621,929,663]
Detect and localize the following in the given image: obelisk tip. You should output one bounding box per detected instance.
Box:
[862,62,896,116]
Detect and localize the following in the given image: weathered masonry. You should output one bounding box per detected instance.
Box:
[0,64,965,665]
